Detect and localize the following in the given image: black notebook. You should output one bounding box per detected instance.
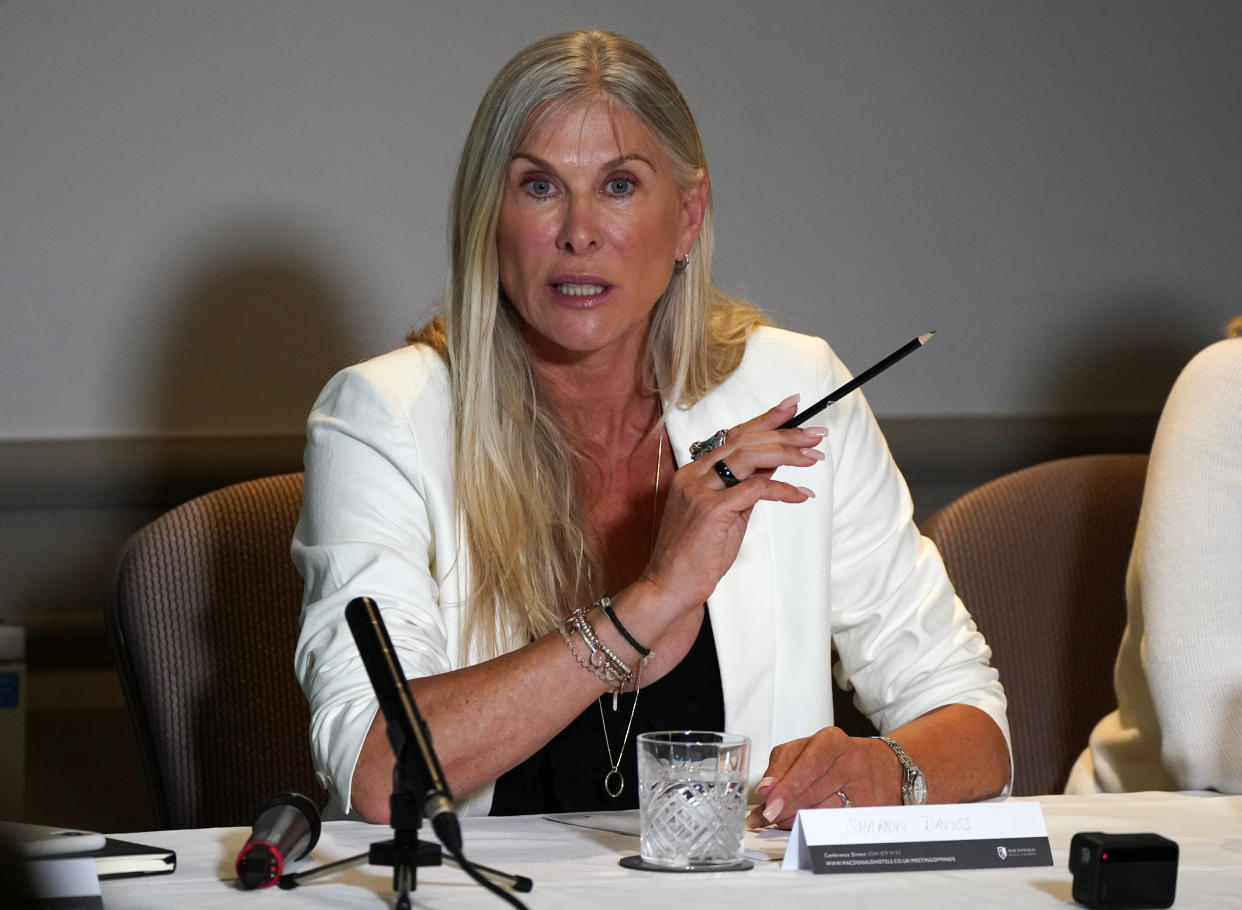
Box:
[86,838,177,880]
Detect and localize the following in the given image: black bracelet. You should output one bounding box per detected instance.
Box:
[595,596,652,659]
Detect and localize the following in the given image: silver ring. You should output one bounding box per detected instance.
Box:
[835,789,851,809]
[713,459,740,488]
[689,428,729,461]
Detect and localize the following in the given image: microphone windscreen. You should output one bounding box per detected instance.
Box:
[235,792,322,889]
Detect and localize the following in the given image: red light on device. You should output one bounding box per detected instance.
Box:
[1102,853,1108,860]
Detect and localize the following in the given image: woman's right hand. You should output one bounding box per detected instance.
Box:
[639,394,826,617]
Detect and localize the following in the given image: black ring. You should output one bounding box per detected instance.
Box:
[713,459,740,488]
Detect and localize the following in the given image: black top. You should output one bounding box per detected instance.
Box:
[489,609,725,815]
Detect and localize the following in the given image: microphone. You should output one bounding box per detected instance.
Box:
[234,791,321,889]
[345,597,462,853]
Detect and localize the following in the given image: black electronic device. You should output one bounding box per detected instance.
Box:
[1068,832,1178,909]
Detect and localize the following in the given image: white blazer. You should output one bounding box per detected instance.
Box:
[294,326,1010,817]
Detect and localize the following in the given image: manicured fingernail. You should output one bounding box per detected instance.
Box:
[800,448,825,460]
[777,394,800,410]
[797,486,816,499]
[757,777,775,792]
[805,427,828,438]
[762,796,785,823]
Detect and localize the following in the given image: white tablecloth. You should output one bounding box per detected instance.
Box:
[101,792,1242,909]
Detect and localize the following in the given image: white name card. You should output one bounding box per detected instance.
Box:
[782,802,1052,874]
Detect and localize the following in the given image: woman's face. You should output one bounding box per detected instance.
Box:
[496,100,705,366]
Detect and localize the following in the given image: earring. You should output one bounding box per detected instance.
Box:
[674,251,692,274]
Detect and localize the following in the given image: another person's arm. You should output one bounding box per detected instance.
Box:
[1122,339,1242,792]
[1066,337,1242,795]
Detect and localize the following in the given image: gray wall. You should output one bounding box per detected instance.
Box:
[2,1,1241,643]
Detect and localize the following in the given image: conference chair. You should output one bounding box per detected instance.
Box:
[108,472,325,829]
[918,454,1149,796]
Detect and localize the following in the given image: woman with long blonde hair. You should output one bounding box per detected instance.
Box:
[295,30,1010,824]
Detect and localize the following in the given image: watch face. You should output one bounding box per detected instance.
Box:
[909,772,928,805]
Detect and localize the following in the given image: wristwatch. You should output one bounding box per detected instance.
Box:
[873,736,927,806]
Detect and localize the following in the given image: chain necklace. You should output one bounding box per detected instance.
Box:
[598,420,663,799]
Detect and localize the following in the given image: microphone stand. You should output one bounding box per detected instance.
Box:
[277,597,531,907]
[369,750,444,909]
[276,734,531,907]
[277,839,528,900]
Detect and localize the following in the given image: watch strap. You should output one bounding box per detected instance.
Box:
[872,735,926,805]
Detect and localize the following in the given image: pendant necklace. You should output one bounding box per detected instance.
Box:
[598,419,663,799]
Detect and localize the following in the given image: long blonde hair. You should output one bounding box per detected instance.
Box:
[411,30,768,660]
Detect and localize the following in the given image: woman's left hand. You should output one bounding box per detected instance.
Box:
[744,727,900,829]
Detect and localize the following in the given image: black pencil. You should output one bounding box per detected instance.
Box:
[778,331,936,429]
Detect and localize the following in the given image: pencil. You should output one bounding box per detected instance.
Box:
[778,331,936,429]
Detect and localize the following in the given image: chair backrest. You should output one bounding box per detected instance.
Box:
[920,454,1148,796]
[108,472,324,828]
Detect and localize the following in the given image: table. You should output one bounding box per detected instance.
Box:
[101,792,1242,908]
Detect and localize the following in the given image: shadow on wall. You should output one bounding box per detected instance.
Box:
[1044,290,1222,420]
[149,225,364,441]
[9,224,367,648]
[10,224,377,832]
[50,223,366,829]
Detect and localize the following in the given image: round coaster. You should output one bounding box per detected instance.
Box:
[619,855,753,873]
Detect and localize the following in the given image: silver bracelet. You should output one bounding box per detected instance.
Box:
[569,608,633,683]
[559,620,606,682]
[559,608,633,694]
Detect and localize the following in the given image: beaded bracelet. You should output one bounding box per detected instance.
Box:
[595,595,652,660]
[559,620,611,684]
[569,609,633,682]
[558,608,633,701]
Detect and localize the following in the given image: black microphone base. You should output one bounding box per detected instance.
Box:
[370,837,442,873]
[370,836,442,909]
